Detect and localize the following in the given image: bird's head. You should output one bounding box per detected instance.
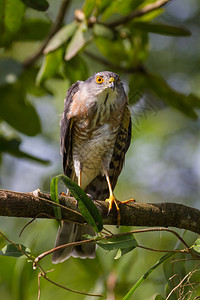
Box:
[83,71,125,99]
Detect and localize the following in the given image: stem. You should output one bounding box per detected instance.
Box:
[122,252,175,300]
[105,0,172,28]
[23,0,71,68]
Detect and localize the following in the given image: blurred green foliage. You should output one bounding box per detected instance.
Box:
[0,0,200,299]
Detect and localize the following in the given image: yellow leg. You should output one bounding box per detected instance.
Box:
[104,170,121,227]
[104,170,135,227]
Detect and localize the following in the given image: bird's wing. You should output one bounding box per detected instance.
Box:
[60,82,80,177]
[85,105,132,200]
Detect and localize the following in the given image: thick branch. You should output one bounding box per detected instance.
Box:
[0,189,200,234]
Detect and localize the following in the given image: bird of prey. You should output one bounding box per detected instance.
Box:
[52,71,132,263]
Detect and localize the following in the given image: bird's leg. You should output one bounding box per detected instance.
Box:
[104,170,121,227]
[104,170,135,227]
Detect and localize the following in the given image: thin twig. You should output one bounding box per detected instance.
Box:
[23,0,71,68]
[0,231,102,298]
[84,50,145,74]
[104,0,172,28]
[137,245,186,253]
[35,227,199,264]
[166,263,200,300]
[37,195,82,217]
[43,275,103,297]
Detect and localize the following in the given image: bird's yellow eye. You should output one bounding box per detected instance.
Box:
[96,76,104,84]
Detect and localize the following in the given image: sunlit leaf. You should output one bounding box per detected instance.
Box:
[0,244,31,258]
[192,238,200,253]
[134,8,164,22]
[82,0,96,18]
[36,47,64,85]
[52,174,103,232]
[132,22,191,36]
[50,177,61,225]
[114,245,137,259]
[21,0,49,11]
[44,22,78,54]
[102,0,142,21]
[0,135,50,164]
[65,26,90,61]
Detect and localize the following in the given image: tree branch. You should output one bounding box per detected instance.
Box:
[23,0,71,68]
[104,0,172,28]
[83,50,146,74]
[0,189,200,234]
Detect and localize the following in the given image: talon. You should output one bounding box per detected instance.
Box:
[121,198,135,204]
[105,195,116,215]
[105,195,121,227]
[86,193,94,200]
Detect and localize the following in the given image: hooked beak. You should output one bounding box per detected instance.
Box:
[108,77,116,91]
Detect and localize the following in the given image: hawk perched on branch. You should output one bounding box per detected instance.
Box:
[52,71,132,263]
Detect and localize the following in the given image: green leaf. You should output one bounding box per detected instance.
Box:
[93,23,114,39]
[21,0,49,11]
[36,47,64,85]
[96,0,110,15]
[62,55,89,83]
[154,295,165,300]
[0,135,49,164]
[132,22,191,36]
[50,177,61,225]
[17,19,51,41]
[145,73,200,118]
[114,245,137,260]
[128,29,149,65]
[0,58,23,86]
[0,83,41,136]
[101,0,142,21]
[82,0,96,18]
[0,0,25,46]
[65,25,90,61]
[134,8,164,22]
[192,238,200,253]
[44,22,78,54]
[95,35,127,65]
[122,252,175,300]
[0,244,31,258]
[52,174,103,232]
[98,234,138,252]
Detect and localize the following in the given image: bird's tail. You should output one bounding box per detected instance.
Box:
[52,221,96,263]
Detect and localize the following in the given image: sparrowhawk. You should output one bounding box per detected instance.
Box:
[52,71,132,263]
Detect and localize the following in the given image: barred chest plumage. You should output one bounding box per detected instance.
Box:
[71,93,126,190]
